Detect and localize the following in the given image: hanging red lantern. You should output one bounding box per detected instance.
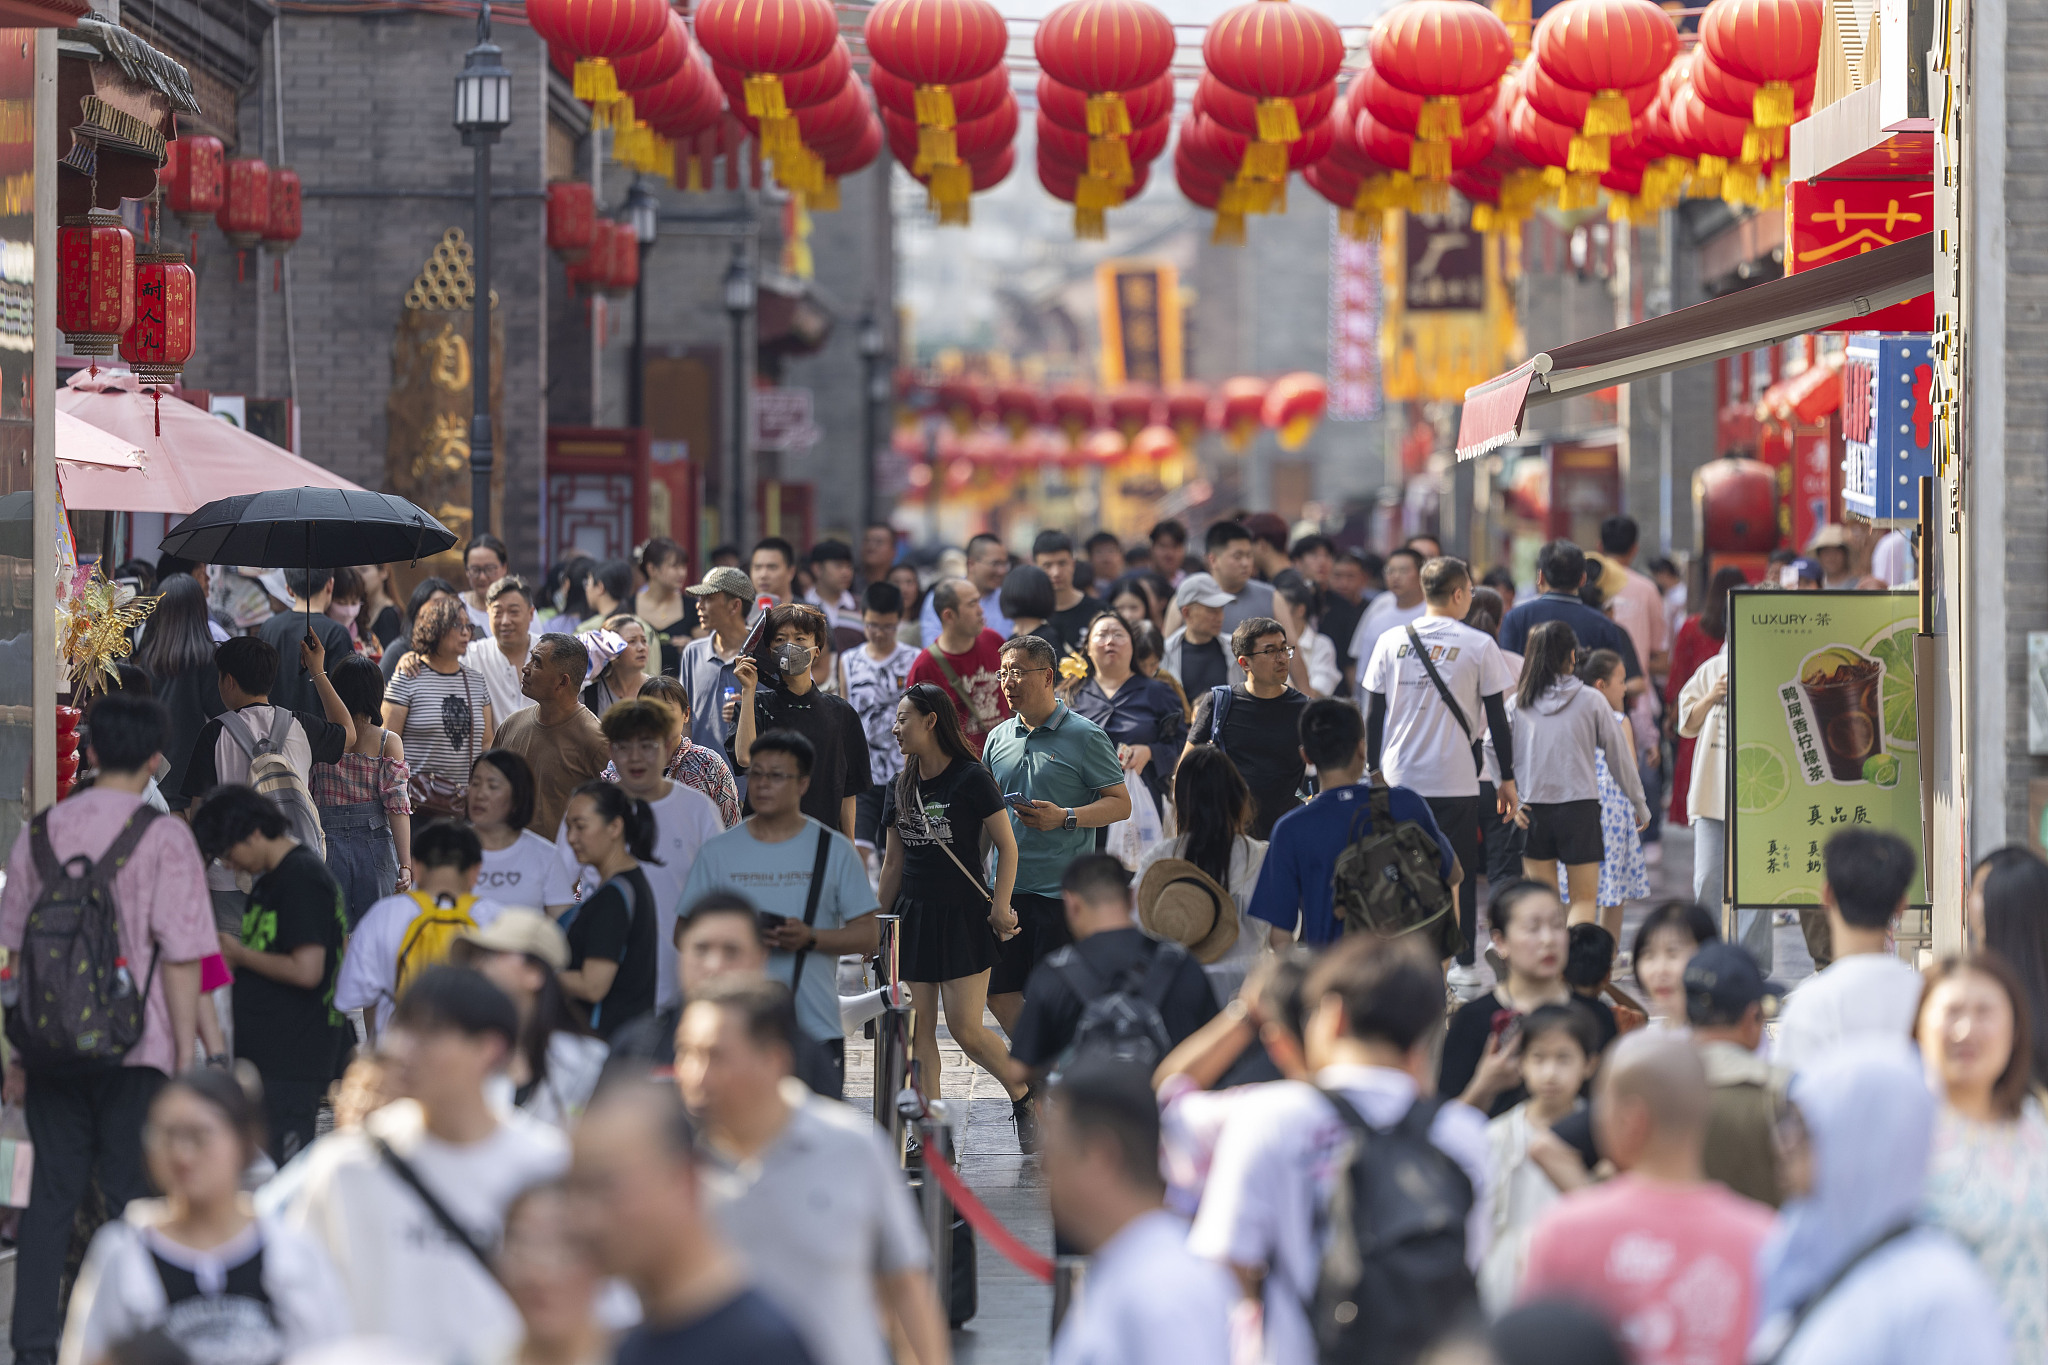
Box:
[57,211,135,357]
[694,0,839,129]
[1107,383,1159,435]
[1691,51,1814,161]
[1196,75,1338,140]
[1303,157,1361,209]
[1130,424,1179,463]
[1033,0,1176,136]
[118,249,196,433]
[952,96,1020,163]
[1164,382,1211,443]
[568,215,617,294]
[614,10,692,93]
[1262,371,1327,450]
[604,222,639,295]
[1037,71,1174,135]
[1080,427,1128,466]
[262,167,302,255]
[1048,384,1100,437]
[1366,0,1513,143]
[1530,0,1678,156]
[547,181,597,258]
[1700,0,1824,129]
[1203,0,1346,143]
[1213,376,1268,451]
[711,41,854,112]
[1521,60,1658,171]
[161,135,223,229]
[217,158,271,252]
[994,384,1046,435]
[1350,63,1498,139]
[865,0,1009,169]
[525,0,668,102]
[870,64,1011,125]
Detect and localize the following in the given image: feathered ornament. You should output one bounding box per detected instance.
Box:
[57,565,158,698]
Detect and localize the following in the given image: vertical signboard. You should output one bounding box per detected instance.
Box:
[1329,221,1381,421]
[1094,260,1183,388]
[1840,332,1936,524]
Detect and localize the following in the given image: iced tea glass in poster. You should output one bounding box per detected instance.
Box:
[1726,589,1928,909]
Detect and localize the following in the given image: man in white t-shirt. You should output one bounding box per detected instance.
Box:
[279,965,566,1363]
[463,575,539,721]
[337,822,504,1038]
[1348,547,1426,691]
[1362,556,1518,994]
[1773,828,1926,1074]
[544,698,723,1009]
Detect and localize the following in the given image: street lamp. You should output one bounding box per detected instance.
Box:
[624,179,659,429]
[722,241,755,549]
[453,0,511,540]
[857,306,887,536]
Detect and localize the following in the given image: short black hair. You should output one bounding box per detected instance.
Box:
[863,581,904,616]
[1084,531,1122,555]
[1289,534,1334,560]
[750,536,796,568]
[932,578,975,619]
[676,890,766,946]
[1824,829,1917,928]
[83,691,168,772]
[284,567,334,600]
[392,965,519,1047]
[1385,546,1426,573]
[215,636,279,697]
[1148,519,1187,547]
[465,533,510,567]
[1204,520,1252,554]
[1536,540,1587,592]
[1565,922,1617,991]
[471,750,536,832]
[1060,852,1132,905]
[408,575,458,622]
[329,652,386,721]
[190,784,289,860]
[808,538,852,566]
[589,558,633,604]
[1421,556,1472,604]
[1300,698,1365,770]
[750,728,815,778]
[1000,565,1056,621]
[1050,1060,1164,1193]
[534,632,592,681]
[1521,1000,1601,1058]
[412,819,484,871]
[1599,515,1639,556]
[486,574,533,607]
[1230,615,1285,660]
[690,975,800,1059]
[1630,898,1720,966]
[1032,529,1075,558]
[1304,933,1443,1051]
[999,632,1057,671]
[1481,565,1516,593]
[1358,552,1386,578]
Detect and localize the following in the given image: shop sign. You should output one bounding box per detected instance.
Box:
[1841,333,1934,523]
[1787,180,1935,330]
[752,388,818,453]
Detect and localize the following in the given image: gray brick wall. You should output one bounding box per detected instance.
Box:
[2008,0,2048,838]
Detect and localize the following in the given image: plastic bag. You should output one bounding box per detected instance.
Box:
[0,1103,31,1208]
[1104,771,1166,870]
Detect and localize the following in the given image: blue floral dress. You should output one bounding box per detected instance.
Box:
[1558,712,1650,907]
[1924,1099,2048,1363]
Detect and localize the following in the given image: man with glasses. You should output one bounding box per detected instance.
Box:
[843,580,921,859]
[1183,617,1310,838]
[981,634,1130,1054]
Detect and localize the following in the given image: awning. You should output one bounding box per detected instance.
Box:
[1455,234,1934,460]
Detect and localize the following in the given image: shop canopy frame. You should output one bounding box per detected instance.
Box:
[1455,235,1934,461]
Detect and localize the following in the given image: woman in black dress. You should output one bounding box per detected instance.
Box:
[878,683,1026,1104]
[558,781,662,1039]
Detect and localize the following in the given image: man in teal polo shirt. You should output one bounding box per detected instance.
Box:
[982,633,1131,1040]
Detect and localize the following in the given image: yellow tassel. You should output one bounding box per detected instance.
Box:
[1279,415,1315,451]
[1074,206,1107,239]
[1567,134,1610,173]
[1414,179,1449,213]
[937,199,971,226]
[810,177,841,211]
[1695,153,1728,181]
[1085,92,1131,137]
[1416,96,1463,142]
[1583,91,1632,137]
[914,85,957,129]
[929,162,972,203]
[1753,80,1796,129]
[655,138,675,182]
[743,74,788,120]
[1383,171,1418,211]
[1255,98,1302,143]
[1219,181,1254,214]
[919,124,959,168]
[1088,136,1133,186]
[574,58,618,102]
[1472,203,1498,231]
[775,146,825,194]
[1075,172,1122,210]
[1408,140,1453,179]
[1211,210,1247,245]
[1606,193,1632,222]
[762,116,803,159]
[614,123,650,166]
[1740,126,1773,163]
[684,157,704,192]
[1241,140,1288,180]
[1559,171,1598,210]
[1540,165,1567,189]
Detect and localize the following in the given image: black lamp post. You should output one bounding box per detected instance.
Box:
[624,178,658,429]
[722,241,755,548]
[453,1,511,538]
[857,306,887,538]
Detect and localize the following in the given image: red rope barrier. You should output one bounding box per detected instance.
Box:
[924,1156,1054,1284]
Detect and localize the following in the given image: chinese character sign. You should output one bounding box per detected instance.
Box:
[1841,333,1935,523]
[1094,260,1182,388]
[1379,209,1519,403]
[1330,222,1380,420]
[1728,589,1927,908]
[1787,180,1935,331]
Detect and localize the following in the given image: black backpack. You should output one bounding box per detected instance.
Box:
[1329,784,1462,956]
[1310,1088,1478,1365]
[5,807,161,1072]
[1045,940,1188,1083]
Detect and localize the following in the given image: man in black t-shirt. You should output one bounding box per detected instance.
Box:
[1032,529,1103,657]
[1009,855,1219,1079]
[729,603,873,841]
[257,567,357,714]
[191,784,352,1160]
[1182,617,1311,839]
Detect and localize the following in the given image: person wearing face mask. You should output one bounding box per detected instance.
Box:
[729,603,873,842]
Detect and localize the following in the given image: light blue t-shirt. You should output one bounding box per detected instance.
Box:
[678,817,879,1041]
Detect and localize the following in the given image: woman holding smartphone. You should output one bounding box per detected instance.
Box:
[878,683,1026,1108]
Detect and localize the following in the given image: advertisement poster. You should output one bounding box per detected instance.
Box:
[1727,589,1928,909]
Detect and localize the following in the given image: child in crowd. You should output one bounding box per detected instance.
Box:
[1480,1002,1601,1314]
[1554,650,1649,942]
[1630,898,1720,1028]
[1565,921,1647,1033]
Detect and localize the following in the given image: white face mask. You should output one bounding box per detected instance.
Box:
[328,602,361,625]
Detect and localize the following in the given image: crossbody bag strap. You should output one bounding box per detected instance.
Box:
[371,1134,504,1285]
[788,826,833,996]
[1759,1223,1916,1365]
[1406,624,1482,775]
[929,648,998,728]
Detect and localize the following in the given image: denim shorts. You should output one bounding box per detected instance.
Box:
[321,801,398,928]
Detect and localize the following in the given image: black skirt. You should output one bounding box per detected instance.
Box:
[896,891,1002,983]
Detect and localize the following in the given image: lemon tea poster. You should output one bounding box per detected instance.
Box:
[1726,589,1928,909]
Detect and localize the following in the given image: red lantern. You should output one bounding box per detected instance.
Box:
[217,158,271,252]
[1355,63,1504,139]
[1048,384,1100,437]
[994,383,1046,435]
[870,64,1011,124]
[1303,157,1362,209]
[604,222,639,295]
[1197,75,1338,141]
[1521,60,1658,171]
[161,135,223,229]
[1033,0,1176,134]
[823,116,886,177]
[57,211,135,356]
[1691,51,1813,161]
[525,0,668,101]
[1531,0,1678,146]
[1262,371,1327,450]
[614,10,691,93]
[694,0,839,126]
[547,181,597,257]
[1108,383,1159,435]
[262,167,302,255]
[1367,0,1513,143]
[1700,0,1824,128]
[864,0,1009,163]
[1214,376,1268,451]
[119,249,196,432]
[711,41,853,112]
[1080,427,1128,466]
[568,216,616,293]
[1203,0,1345,147]
[1037,71,1174,134]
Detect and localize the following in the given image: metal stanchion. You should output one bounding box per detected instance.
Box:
[919,1097,957,1320]
[872,915,911,1148]
[1051,1256,1088,1339]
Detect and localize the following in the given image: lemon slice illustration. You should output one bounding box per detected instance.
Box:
[1735,743,1790,815]
[1865,622,1917,749]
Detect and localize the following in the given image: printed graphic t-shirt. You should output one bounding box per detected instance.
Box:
[905,629,1012,756]
[1363,615,1518,798]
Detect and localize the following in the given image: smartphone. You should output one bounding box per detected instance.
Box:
[1003,792,1033,809]
[756,911,790,939]
[1489,1009,1524,1053]
[737,594,776,659]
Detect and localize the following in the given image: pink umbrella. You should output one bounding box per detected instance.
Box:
[54,368,363,514]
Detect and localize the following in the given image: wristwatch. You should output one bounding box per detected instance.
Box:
[1062,807,1077,831]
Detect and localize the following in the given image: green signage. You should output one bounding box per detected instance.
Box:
[1727,588,1928,909]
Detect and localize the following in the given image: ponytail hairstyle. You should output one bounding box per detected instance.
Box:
[1575,648,1625,690]
[1174,746,1253,889]
[569,780,663,864]
[1516,620,1580,710]
[895,682,979,836]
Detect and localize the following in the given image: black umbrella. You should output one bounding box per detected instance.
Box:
[161,488,459,677]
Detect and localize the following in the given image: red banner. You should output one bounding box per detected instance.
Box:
[1786,180,1935,330]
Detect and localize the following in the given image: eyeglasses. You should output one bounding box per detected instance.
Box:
[750,768,803,785]
[1246,645,1295,659]
[996,666,1050,681]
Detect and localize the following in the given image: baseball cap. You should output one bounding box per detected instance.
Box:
[687,565,755,599]
[455,907,570,972]
[1682,941,1787,1026]
[1174,572,1234,611]
[1785,557,1824,587]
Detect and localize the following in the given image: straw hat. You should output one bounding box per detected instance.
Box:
[1136,858,1239,964]
[455,907,570,971]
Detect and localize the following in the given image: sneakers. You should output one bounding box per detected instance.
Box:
[1446,962,1489,1003]
[1012,1094,1041,1156]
